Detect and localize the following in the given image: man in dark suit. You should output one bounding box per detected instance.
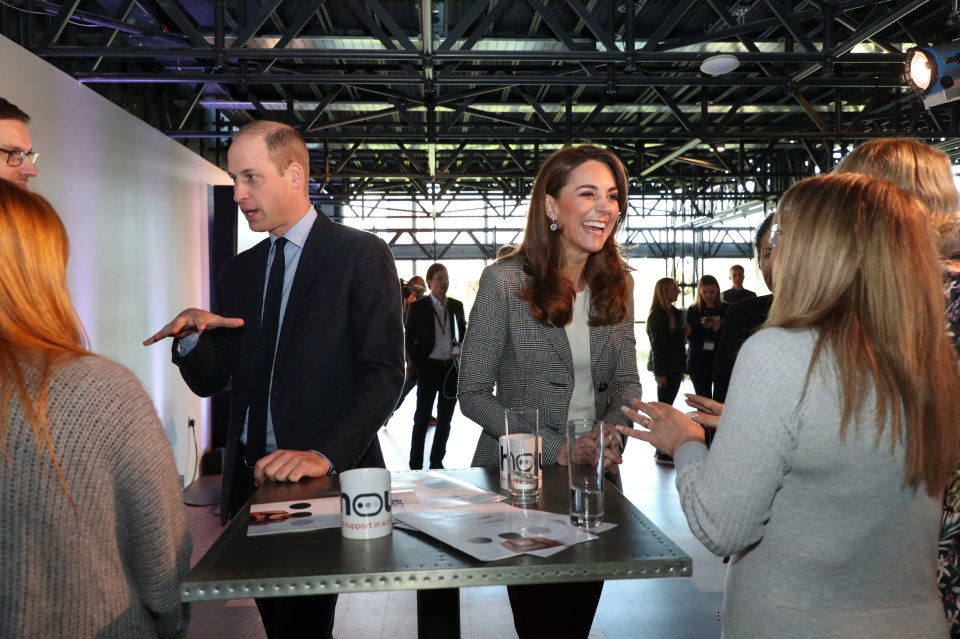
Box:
[144,120,404,638]
[713,214,775,404]
[404,263,466,470]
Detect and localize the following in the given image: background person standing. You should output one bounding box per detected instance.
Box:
[391,274,426,419]
[405,263,466,470]
[722,264,756,304]
[685,274,727,399]
[711,215,775,405]
[646,277,685,464]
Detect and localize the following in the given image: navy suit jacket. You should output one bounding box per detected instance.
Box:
[172,213,404,523]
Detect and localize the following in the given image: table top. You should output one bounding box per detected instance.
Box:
[181,467,692,602]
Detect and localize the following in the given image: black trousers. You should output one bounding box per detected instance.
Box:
[230,450,337,639]
[656,372,684,406]
[410,358,458,469]
[506,582,604,638]
[689,372,713,399]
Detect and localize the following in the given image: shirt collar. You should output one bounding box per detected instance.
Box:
[430,293,446,309]
[270,206,317,249]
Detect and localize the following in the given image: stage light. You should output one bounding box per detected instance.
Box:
[905,42,960,109]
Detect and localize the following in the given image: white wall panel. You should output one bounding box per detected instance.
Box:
[1,35,233,485]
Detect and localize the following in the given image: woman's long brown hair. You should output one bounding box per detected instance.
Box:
[508,145,633,327]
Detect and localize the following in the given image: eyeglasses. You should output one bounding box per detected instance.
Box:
[0,147,39,167]
[770,223,783,247]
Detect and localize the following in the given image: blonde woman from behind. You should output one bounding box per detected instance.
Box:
[621,173,960,638]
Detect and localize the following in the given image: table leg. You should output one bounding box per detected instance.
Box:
[416,588,461,638]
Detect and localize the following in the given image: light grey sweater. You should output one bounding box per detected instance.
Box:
[674,328,947,638]
[0,355,191,638]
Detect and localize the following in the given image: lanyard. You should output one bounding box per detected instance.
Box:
[433,302,448,337]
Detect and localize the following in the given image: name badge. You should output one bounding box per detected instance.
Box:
[703,341,716,352]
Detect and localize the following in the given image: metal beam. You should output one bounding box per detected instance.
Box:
[40,0,81,47]
[761,0,818,52]
[154,0,210,49]
[231,0,286,49]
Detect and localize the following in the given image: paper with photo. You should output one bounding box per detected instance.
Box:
[247,497,341,536]
[394,501,599,561]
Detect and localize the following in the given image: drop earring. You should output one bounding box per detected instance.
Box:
[549,220,558,231]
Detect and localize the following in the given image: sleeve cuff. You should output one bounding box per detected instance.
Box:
[673,439,709,469]
[311,450,334,473]
[176,333,200,356]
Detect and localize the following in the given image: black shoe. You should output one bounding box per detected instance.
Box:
[429,463,445,470]
[409,463,423,471]
[654,451,674,466]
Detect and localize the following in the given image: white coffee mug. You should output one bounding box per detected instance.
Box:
[339,468,393,540]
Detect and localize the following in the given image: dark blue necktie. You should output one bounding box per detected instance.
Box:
[246,237,287,462]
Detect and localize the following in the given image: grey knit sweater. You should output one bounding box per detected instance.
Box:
[675,328,947,638]
[0,355,191,638]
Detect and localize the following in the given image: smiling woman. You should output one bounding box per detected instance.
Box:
[457,145,641,639]
[545,158,622,278]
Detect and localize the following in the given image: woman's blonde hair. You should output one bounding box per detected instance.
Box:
[650,277,678,331]
[836,138,960,253]
[0,181,88,500]
[767,173,960,495]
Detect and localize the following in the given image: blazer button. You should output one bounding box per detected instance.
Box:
[596,382,609,392]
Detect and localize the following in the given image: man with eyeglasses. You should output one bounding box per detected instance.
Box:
[0,98,39,189]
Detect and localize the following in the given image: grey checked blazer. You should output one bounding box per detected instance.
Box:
[458,257,642,468]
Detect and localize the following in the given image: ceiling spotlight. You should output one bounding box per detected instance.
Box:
[700,54,740,76]
[905,43,960,109]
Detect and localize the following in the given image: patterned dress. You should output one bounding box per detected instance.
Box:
[939,258,960,636]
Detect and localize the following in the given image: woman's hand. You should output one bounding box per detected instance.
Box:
[557,423,624,474]
[702,316,722,332]
[601,422,624,474]
[683,393,724,430]
[618,399,705,457]
[556,439,569,466]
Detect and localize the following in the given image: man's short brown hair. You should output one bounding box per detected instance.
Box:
[0,98,30,124]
